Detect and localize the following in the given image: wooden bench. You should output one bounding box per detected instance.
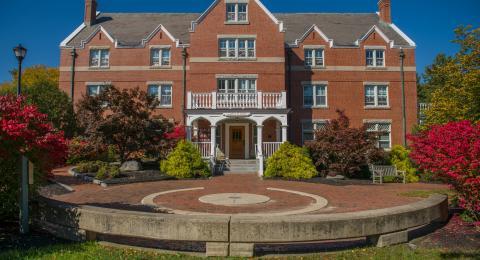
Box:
[369,165,406,184]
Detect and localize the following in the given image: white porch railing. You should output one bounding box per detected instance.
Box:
[188,91,287,110]
[193,142,211,159]
[262,142,282,159]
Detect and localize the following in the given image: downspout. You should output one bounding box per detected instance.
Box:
[182,48,187,125]
[70,48,77,104]
[286,48,293,142]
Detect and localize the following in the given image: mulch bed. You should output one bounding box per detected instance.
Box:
[70,168,174,187]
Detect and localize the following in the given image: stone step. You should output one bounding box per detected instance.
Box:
[227,160,258,166]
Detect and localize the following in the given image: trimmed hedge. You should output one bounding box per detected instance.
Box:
[264,142,318,180]
[160,141,210,179]
[390,145,419,183]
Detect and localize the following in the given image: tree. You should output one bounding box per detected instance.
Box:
[306,110,386,178]
[0,95,67,220]
[420,26,480,127]
[76,86,174,162]
[264,142,317,180]
[0,65,76,136]
[409,121,480,222]
[160,141,210,179]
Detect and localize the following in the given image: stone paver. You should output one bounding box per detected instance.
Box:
[46,167,449,215]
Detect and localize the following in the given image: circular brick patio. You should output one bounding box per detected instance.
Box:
[45,167,449,215]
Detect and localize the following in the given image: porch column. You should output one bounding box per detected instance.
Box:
[210,125,217,158]
[186,125,192,141]
[256,125,263,156]
[281,125,288,143]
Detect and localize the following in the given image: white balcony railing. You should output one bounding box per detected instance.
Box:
[188,91,287,110]
[193,142,211,159]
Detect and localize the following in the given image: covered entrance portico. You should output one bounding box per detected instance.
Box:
[186,111,288,176]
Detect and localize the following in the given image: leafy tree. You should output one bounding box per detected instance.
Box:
[420,26,480,126]
[0,95,67,220]
[160,140,210,179]
[76,86,174,162]
[0,65,76,136]
[409,121,480,222]
[264,142,317,180]
[306,110,387,178]
[390,145,419,183]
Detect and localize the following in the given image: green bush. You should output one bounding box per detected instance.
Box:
[95,165,121,180]
[160,141,210,179]
[390,145,419,183]
[264,142,318,180]
[76,161,107,174]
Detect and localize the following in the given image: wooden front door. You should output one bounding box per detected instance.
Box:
[229,126,245,159]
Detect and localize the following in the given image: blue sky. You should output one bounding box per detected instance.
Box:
[0,0,478,83]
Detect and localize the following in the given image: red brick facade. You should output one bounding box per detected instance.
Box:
[59,0,417,149]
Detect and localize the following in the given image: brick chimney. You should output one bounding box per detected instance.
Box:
[378,0,392,24]
[84,0,97,26]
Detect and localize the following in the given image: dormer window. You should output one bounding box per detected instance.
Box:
[304,48,324,67]
[226,3,248,23]
[89,49,109,68]
[151,47,171,67]
[366,49,385,67]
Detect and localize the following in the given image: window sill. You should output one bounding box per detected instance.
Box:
[364,106,391,110]
[150,65,172,70]
[156,105,173,109]
[304,106,329,109]
[218,58,257,62]
[224,21,250,25]
[89,66,110,70]
[366,66,387,70]
[305,66,326,70]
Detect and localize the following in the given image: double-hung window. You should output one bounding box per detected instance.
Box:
[366,49,385,67]
[304,49,324,67]
[365,85,389,107]
[89,49,109,68]
[87,85,108,97]
[151,48,171,67]
[303,84,327,108]
[366,122,391,149]
[148,85,172,107]
[219,38,255,59]
[302,121,328,143]
[217,78,256,93]
[226,3,248,22]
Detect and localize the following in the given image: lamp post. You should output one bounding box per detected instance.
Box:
[399,48,407,147]
[13,44,29,234]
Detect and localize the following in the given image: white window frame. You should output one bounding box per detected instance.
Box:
[219,38,256,59]
[148,84,173,108]
[366,49,385,67]
[89,49,110,68]
[150,47,171,67]
[365,121,392,150]
[302,120,328,143]
[364,84,389,108]
[86,84,108,97]
[303,84,328,108]
[217,78,257,93]
[304,48,325,67]
[226,3,248,23]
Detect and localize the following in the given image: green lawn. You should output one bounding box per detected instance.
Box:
[398,189,456,199]
[1,242,478,260]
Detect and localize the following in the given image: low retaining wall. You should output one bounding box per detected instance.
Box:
[35,194,448,257]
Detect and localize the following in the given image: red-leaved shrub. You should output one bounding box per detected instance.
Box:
[409,121,480,221]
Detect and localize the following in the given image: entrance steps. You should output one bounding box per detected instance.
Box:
[223,159,258,174]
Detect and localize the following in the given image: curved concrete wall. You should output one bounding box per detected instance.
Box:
[35,194,448,255]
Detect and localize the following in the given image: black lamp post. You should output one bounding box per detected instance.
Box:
[399,48,407,147]
[13,44,29,234]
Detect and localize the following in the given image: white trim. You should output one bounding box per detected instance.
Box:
[364,45,387,49]
[60,23,86,47]
[364,120,393,150]
[390,23,417,47]
[303,84,328,108]
[364,84,390,108]
[355,25,392,47]
[217,34,257,38]
[225,122,250,159]
[190,0,284,33]
[85,81,111,86]
[147,81,174,85]
[216,74,258,79]
[291,25,334,48]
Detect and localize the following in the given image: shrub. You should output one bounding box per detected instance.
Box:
[409,121,480,222]
[160,141,210,179]
[76,161,107,174]
[95,165,121,180]
[264,142,318,180]
[390,145,419,183]
[306,110,387,178]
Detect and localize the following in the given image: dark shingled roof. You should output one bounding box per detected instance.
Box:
[65,12,411,48]
[274,13,410,46]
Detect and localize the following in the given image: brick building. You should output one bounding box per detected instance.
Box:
[59,0,417,174]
